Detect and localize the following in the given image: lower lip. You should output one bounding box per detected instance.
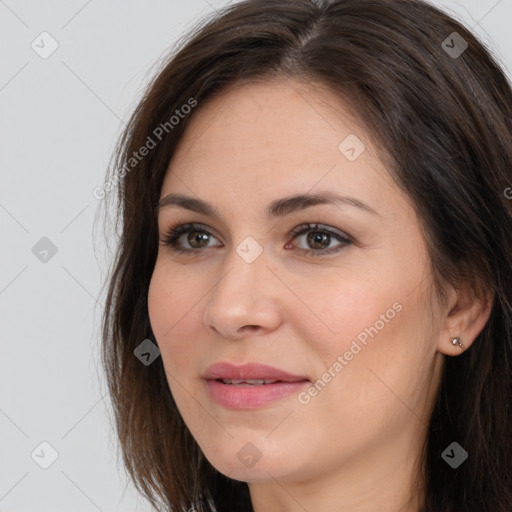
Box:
[205,379,309,409]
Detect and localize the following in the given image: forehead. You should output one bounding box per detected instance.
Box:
[170,79,362,162]
[160,79,396,214]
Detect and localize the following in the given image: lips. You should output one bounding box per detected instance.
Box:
[203,362,309,383]
[203,362,310,409]
[220,378,278,385]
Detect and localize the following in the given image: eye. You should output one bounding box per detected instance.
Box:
[286,222,352,256]
[160,222,221,253]
[160,222,352,256]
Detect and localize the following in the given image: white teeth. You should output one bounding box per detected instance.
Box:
[221,379,277,385]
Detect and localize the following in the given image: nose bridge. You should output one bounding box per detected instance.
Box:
[203,239,281,336]
[211,239,270,306]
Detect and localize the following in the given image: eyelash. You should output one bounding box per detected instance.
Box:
[160,222,352,257]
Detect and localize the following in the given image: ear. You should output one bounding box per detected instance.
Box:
[437,282,494,356]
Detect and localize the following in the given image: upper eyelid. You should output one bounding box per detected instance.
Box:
[160,221,346,236]
[160,222,351,246]
[290,222,351,239]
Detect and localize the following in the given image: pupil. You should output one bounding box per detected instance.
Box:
[190,232,208,247]
[308,232,328,249]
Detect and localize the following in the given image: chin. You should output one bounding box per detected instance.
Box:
[210,458,291,483]
[198,439,305,483]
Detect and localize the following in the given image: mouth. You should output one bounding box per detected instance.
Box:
[203,362,310,409]
[217,378,286,386]
[203,361,309,382]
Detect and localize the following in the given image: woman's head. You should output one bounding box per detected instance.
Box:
[100,1,512,511]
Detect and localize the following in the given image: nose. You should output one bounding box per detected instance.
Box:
[202,247,282,340]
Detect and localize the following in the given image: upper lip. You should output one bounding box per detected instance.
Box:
[203,362,309,382]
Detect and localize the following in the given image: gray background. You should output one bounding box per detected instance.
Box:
[0,1,510,511]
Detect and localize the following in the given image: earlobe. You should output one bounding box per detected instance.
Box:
[437,284,494,356]
[450,336,464,350]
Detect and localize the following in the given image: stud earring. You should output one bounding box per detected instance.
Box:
[451,336,464,349]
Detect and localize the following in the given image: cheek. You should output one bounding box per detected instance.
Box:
[288,274,404,359]
[291,267,432,406]
[147,265,172,340]
[317,291,432,426]
[147,263,203,363]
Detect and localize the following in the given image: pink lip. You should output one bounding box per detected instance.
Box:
[203,362,310,409]
[203,362,308,382]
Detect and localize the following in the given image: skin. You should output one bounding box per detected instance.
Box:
[147,78,492,512]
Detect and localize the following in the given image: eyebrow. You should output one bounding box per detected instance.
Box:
[156,191,379,219]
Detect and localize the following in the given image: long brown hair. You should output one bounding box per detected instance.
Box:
[98,1,512,510]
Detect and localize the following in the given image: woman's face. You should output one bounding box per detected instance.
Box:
[148,79,447,489]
